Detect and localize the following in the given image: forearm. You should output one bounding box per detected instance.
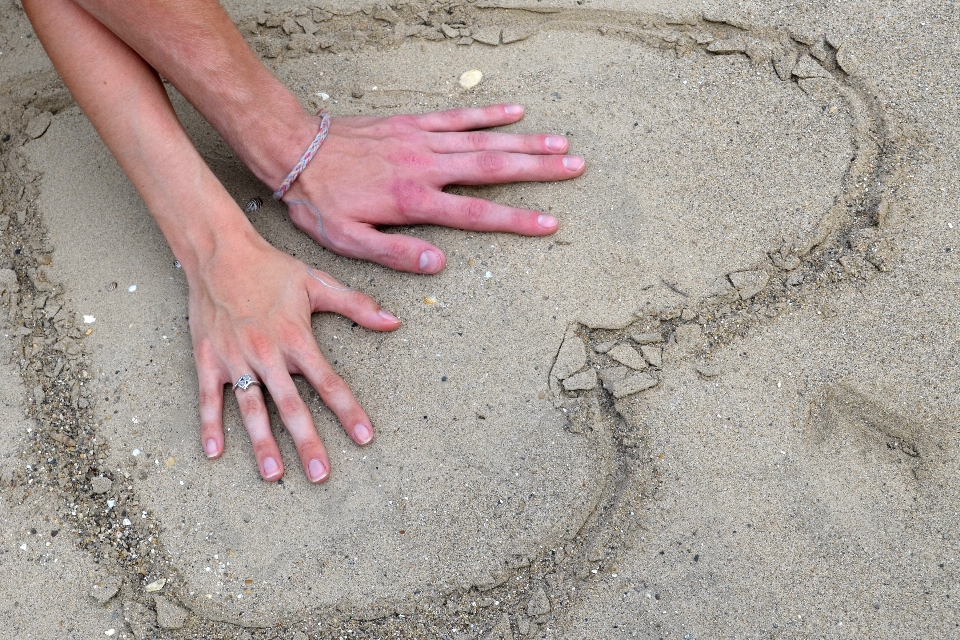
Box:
[70,0,316,191]
[24,0,261,278]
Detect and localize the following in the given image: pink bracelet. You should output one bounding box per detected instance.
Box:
[272,113,331,201]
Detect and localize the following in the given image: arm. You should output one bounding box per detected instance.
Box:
[70,0,586,273]
[23,0,401,482]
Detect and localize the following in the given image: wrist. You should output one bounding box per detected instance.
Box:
[241,99,321,191]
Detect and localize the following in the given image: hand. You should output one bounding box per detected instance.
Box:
[188,228,401,482]
[282,104,586,273]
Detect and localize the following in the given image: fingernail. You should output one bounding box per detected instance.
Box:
[378,309,400,323]
[204,439,218,458]
[538,214,558,229]
[308,459,327,483]
[262,456,281,478]
[354,423,373,445]
[504,104,524,116]
[562,156,585,171]
[418,250,442,273]
[545,136,567,151]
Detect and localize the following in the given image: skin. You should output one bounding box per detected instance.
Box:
[22,0,586,483]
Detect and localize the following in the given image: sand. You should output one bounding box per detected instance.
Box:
[1,0,958,637]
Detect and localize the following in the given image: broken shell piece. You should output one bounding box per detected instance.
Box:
[83,315,96,324]
[423,296,437,305]
[459,69,483,90]
[145,578,167,593]
[105,282,118,292]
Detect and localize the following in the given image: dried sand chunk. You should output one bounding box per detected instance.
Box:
[608,344,647,370]
[729,270,769,300]
[154,596,189,629]
[472,26,501,45]
[611,373,658,398]
[640,344,663,368]
[793,54,830,79]
[563,369,597,392]
[551,331,586,380]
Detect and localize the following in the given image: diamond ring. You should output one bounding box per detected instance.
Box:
[233,374,261,391]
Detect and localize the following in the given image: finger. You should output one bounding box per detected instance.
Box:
[440,150,585,185]
[413,104,525,132]
[195,349,225,459]
[428,131,569,155]
[258,369,331,484]
[296,353,374,447]
[406,191,559,236]
[324,223,447,274]
[232,377,285,481]
[306,270,403,329]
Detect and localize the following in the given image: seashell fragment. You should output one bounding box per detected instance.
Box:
[145,578,166,593]
[459,69,483,90]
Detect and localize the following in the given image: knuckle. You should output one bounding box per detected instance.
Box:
[463,198,489,225]
[238,394,265,417]
[296,435,323,456]
[391,180,429,219]
[389,114,418,130]
[198,388,222,410]
[275,392,306,419]
[316,370,347,398]
[251,440,277,461]
[244,331,274,363]
[285,329,313,354]
[477,152,505,175]
[467,131,490,149]
[377,238,413,267]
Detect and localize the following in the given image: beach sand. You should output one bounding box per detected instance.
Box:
[1,0,958,637]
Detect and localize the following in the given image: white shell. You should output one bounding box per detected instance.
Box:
[459,69,483,89]
[145,578,167,593]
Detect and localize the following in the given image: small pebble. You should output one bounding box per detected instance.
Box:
[485,271,492,278]
[132,448,141,456]
[90,476,112,494]
[459,69,483,90]
[122,518,132,526]
[593,341,616,354]
[83,315,96,324]
[127,285,137,292]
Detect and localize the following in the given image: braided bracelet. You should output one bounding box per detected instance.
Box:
[272,112,331,201]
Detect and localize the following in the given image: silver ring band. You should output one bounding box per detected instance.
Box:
[234,374,261,391]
